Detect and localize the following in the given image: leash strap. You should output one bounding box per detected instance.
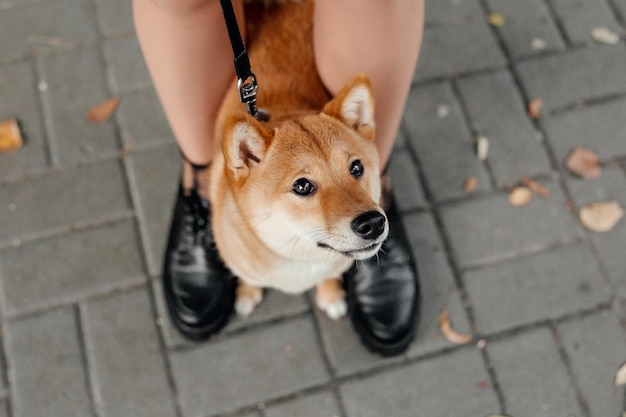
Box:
[219,0,259,119]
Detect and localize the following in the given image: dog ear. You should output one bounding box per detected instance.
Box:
[222,113,272,181]
[322,74,375,141]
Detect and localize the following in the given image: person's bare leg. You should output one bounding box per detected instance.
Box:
[314,0,424,170]
[133,0,243,166]
[133,0,243,341]
[315,0,425,356]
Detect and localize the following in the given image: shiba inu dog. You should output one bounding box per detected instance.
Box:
[208,0,388,319]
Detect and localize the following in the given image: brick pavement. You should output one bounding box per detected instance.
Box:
[1,0,625,416]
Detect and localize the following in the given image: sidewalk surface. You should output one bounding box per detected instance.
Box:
[1,0,626,416]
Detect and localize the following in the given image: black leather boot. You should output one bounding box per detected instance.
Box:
[162,163,235,341]
[343,183,421,356]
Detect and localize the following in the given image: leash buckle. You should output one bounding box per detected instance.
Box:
[238,74,258,118]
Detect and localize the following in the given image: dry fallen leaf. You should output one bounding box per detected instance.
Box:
[487,12,506,27]
[87,97,119,124]
[580,201,624,233]
[591,27,620,45]
[439,309,472,345]
[463,176,478,192]
[565,147,601,179]
[119,137,138,159]
[522,178,551,199]
[437,104,449,119]
[476,136,489,161]
[528,98,544,119]
[531,37,547,50]
[508,187,532,207]
[615,361,626,387]
[0,118,24,152]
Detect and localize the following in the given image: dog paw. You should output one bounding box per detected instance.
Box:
[235,283,263,318]
[235,297,258,318]
[317,297,348,320]
[315,278,347,320]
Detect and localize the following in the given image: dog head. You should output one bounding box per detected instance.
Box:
[222,74,388,261]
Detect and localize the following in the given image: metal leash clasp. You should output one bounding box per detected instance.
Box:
[237,74,258,119]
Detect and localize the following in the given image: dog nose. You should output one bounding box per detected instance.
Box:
[351,211,386,240]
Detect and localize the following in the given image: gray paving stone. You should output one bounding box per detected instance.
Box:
[458,70,552,185]
[402,212,472,357]
[440,179,582,267]
[40,46,119,165]
[485,0,565,57]
[0,219,145,316]
[0,0,98,62]
[551,0,622,44]
[82,288,177,417]
[225,290,309,333]
[170,317,330,417]
[516,46,626,111]
[117,87,174,149]
[0,159,131,244]
[567,165,626,207]
[0,59,48,183]
[415,19,507,81]
[157,285,308,349]
[404,82,492,202]
[567,166,626,296]
[94,0,134,37]
[558,311,626,417]
[264,391,340,417]
[5,308,94,417]
[126,143,179,276]
[464,243,610,334]
[340,348,499,417]
[620,299,626,326]
[488,327,583,417]
[424,0,484,24]
[314,304,403,378]
[543,97,626,163]
[615,0,626,21]
[105,36,152,93]
[392,127,406,150]
[5,0,48,7]
[0,402,8,417]
[387,148,427,211]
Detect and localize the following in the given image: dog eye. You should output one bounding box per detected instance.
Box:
[350,160,364,178]
[292,178,316,196]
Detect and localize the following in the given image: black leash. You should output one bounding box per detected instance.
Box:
[219,0,260,119]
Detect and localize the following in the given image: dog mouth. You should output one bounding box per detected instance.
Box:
[317,241,382,259]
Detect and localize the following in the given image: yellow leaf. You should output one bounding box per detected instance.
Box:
[508,187,532,207]
[487,13,506,27]
[528,98,544,119]
[0,119,24,152]
[591,27,620,45]
[580,201,624,233]
[87,97,119,124]
[439,309,472,345]
[522,178,551,199]
[476,136,489,161]
[463,176,478,192]
[565,147,601,179]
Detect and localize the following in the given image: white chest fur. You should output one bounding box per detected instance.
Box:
[234,254,353,294]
